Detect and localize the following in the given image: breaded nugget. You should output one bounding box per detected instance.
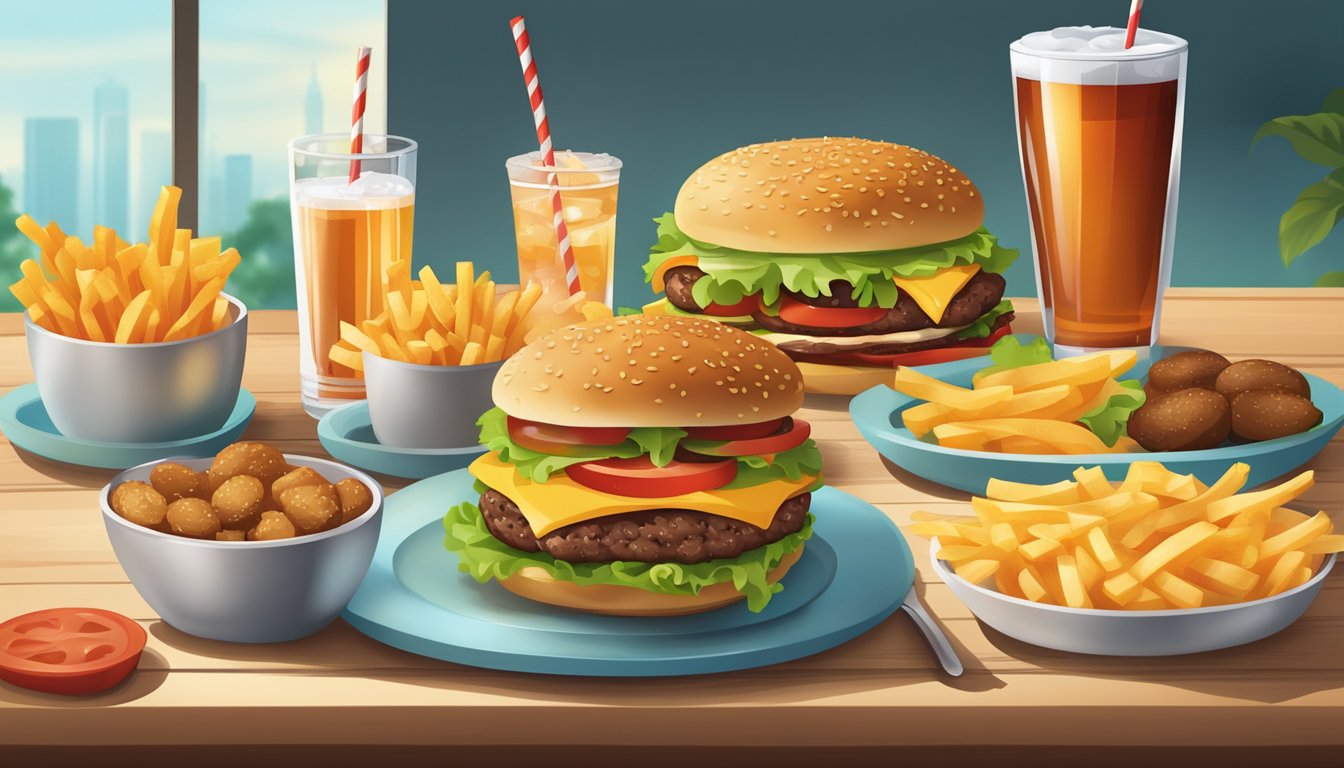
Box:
[248,510,297,541]
[212,474,265,530]
[278,484,341,534]
[110,481,168,528]
[166,498,221,539]
[334,478,375,525]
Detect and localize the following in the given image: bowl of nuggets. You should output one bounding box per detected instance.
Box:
[100,440,383,643]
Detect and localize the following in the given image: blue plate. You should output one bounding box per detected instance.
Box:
[850,337,1344,494]
[341,469,912,676]
[317,400,487,480]
[0,383,256,470]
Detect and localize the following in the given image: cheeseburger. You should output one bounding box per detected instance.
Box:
[644,137,1018,394]
[444,314,822,615]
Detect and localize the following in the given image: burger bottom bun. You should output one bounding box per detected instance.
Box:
[498,547,804,617]
[795,362,899,396]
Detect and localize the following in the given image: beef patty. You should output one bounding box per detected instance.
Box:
[755,272,1006,336]
[662,265,1006,336]
[478,487,810,564]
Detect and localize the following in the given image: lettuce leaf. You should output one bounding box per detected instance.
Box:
[1079,379,1147,447]
[974,335,1054,379]
[477,406,824,488]
[645,213,1018,309]
[955,300,1015,340]
[444,502,814,612]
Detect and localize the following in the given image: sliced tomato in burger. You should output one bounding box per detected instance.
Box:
[565,455,737,497]
[0,607,147,695]
[683,417,785,442]
[775,296,888,328]
[701,294,760,317]
[507,416,631,455]
[681,418,811,458]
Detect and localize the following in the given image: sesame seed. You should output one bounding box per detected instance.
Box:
[631,378,643,385]
[533,384,548,392]
[688,366,697,374]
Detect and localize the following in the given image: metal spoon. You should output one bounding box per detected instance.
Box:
[901,590,964,677]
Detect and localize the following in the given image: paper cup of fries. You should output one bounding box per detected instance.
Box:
[11,187,248,443]
[327,259,615,450]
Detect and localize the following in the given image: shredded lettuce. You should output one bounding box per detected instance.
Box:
[644,213,1018,309]
[444,502,814,612]
[1079,380,1147,447]
[477,406,824,487]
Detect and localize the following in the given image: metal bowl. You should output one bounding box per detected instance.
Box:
[933,538,1335,656]
[100,454,383,643]
[362,351,502,449]
[26,293,248,443]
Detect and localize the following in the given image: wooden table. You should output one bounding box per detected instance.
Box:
[3,289,1343,767]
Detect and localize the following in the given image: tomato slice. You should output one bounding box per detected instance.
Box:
[0,607,147,695]
[683,418,785,442]
[702,294,760,317]
[507,416,631,455]
[565,455,738,497]
[775,296,888,328]
[681,418,811,458]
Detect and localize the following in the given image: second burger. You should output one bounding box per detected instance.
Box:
[643,137,1018,395]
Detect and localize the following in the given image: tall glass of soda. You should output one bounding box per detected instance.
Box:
[289,134,416,418]
[1010,27,1187,355]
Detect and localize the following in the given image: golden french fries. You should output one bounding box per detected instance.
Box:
[8,187,240,344]
[328,260,606,370]
[908,462,1341,610]
[893,349,1142,455]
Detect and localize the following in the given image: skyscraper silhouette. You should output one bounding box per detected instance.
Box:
[94,82,130,234]
[23,118,80,236]
[305,63,324,135]
[137,129,172,238]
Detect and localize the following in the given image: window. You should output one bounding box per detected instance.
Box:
[199,0,387,309]
[0,1,172,311]
[0,0,385,312]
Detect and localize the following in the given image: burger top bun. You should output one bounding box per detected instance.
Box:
[673,137,985,254]
[492,314,805,428]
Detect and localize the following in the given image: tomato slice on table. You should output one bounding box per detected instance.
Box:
[681,418,812,458]
[507,416,631,455]
[0,607,147,695]
[683,417,785,442]
[565,456,738,497]
[775,296,889,328]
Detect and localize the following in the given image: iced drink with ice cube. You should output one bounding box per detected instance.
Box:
[289,134,416,417]
[506,151,621,307]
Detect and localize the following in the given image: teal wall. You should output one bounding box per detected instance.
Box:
[389,0,1344,306]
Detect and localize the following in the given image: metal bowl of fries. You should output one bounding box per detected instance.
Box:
[27,293,247,444]
[363,352,504,449]
[917,462,1341,656]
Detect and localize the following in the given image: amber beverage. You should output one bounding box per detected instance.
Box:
[289,135,417,417]
[1010,27,1188,352]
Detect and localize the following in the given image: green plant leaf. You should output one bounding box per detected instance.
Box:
[1321,88,1344,117]
[1315,271,1344,287]
[1279,167,1344,266]
[1078,380,1147,447]
[1252,113,1344,168]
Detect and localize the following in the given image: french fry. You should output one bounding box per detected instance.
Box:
[162,276,224,342]
[892,367,1013,410]
[912,464,1341,611]
[455,261,474,336]
[460,340,484,366]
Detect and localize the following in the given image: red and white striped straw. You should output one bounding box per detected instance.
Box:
[509,15,580,297]
[348,45,372,185]
[1124,0,1144,49]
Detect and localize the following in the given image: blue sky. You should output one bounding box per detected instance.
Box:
[0,0,385,237]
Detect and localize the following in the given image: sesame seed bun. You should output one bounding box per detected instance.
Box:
[673,137,984,254]
[492,315,805,428]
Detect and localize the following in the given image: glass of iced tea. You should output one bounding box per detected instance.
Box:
[288,134,416,418]
[506,151,621,307]
[1010,26,1187,354]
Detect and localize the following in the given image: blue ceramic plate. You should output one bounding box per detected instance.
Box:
[850,337,1344,494]
[317,400,488,480]
[341,468,912,676]
[0,383,256,469]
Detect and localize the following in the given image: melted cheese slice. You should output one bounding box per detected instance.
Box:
[469,452,818,537]
[891,264,981,324]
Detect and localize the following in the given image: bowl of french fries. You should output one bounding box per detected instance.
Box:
[10,187,248,444]
[909,461,1341,655]
[327,259,612,449]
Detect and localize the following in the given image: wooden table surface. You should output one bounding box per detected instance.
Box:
[3,288,1344,766]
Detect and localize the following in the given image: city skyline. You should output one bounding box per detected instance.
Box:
[93,81,129,236]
